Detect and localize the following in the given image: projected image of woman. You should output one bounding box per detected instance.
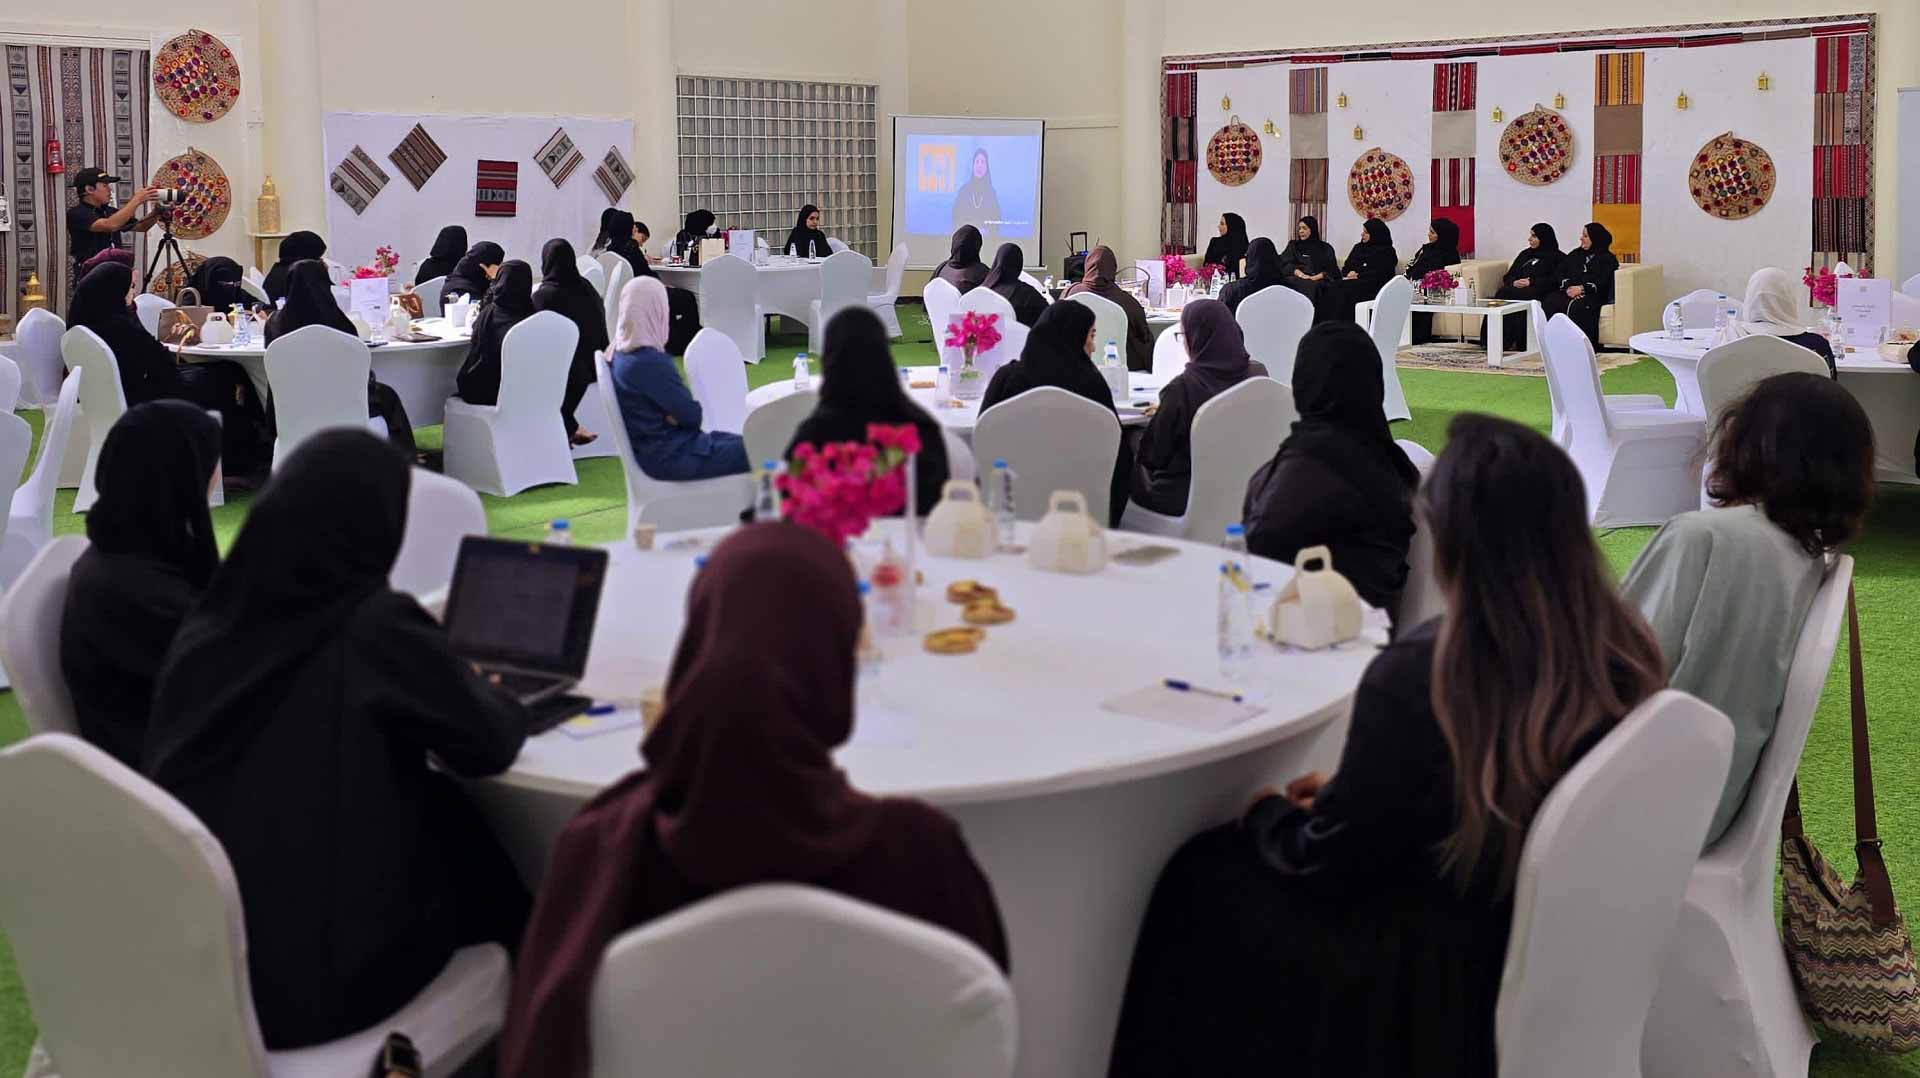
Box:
[951,148,1002,247]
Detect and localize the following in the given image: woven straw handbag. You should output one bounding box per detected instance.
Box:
[1780,586,1920,1052]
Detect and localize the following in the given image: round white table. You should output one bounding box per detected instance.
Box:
[467,522,1379,1078]
[181,319,471,427]
[745,371,1166,438]
[1630,330,1920,483]
[656,257,823,325]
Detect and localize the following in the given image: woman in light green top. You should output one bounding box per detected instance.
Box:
[1622,372,1874,847]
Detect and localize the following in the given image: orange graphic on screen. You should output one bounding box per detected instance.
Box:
[918,144,957,193]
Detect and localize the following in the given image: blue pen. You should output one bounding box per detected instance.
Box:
[584,703,618,717]
[1163,678,1245,705]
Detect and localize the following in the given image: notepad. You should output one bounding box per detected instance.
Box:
[1101,684,1265,733]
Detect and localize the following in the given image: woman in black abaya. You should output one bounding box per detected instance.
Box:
[415,225,467,285]
[442,241,506,305]
[1274,216,1338,313]
[1219,237,1287,314]
[533,239,611,445]
[1203,212,1250,275]
[1540,222,1618,349]
[262,230,325,304]
[931,225,990,294]
[1403,219,1461,344]
[455,259,535,409]
[979,242,1048,327]
[264,259,416,455]
[1325,218,1398,323]
[783,204,832,259]
[1479,223,1561,351]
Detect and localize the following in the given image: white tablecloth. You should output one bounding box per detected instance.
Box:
[468,522,1377,1078]
[656,259,823,325]
[181,320,471,426]
[745,372,1166,438]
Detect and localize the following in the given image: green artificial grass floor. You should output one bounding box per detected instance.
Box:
[2,308,1918,1075]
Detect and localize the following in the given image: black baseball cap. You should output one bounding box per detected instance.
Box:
[72,167,121,190]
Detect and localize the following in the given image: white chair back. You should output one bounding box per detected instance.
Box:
[497,311,577,416]
[958,285,1016,326]
[390,468,487,598]
[4,371,82,583]
[1532,300,1577,448]
[1696,335,1830,427]
[811,249,875,352]
[0,355,19,415]
[589,884,1015,1078]
[1670,288,1741,331]
[974,386,1121,524]
[15,308,66,407]
[602,261,635,345]
[943,427,976,483]
[0,410,31,539]
[1018,271,1052,303]
[1393,437,1444,632]
[132,294,173,338]
[1894,290,1920,334]
[1181,377,1297,542]
[923,278,962,348]
[263,325,374,468]
[1543,315,1615,458]
[826,236,850,254]
[700,254,765,362]
[875,243,910,303]
[1395,437,1435,476]
[595,353,754,532]
[1368,276,1414,422]
[1901,272,1920,300]
[683,328,751,435]
[414,275,446,319]
[577,253,602,278]
[0,734,274,1077]
[580,261,607,298]
[742,389,819,469]
[442,312,580,496]
[1236,286,1315,383]
[596,251,626,286]
[1152,324,1188,381]
[0,537,88,734]
[239,277,270,307]
[1067,291,1128,361]
[1496,691,1733,1078]
[60,327,128,514]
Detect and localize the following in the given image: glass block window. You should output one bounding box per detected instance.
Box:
[676,76,880,258]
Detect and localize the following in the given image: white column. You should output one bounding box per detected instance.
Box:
[1118,0,1165,264]
[258,0,326,237]
[630,0,678,244]
[872,0,909,256]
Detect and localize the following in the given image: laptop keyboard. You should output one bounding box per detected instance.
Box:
[491,671,564,699]
[525,693,593,736]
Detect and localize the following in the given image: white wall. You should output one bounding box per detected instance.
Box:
[1324,60,1433,255]
[1897,88,1919,285]
[1193,65,1290,251]
[1474,53,1596,269]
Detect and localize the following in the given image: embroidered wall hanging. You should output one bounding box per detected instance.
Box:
[476,159,519,217]
[1205,116,1262,187]
[149,147,231,239]
[153,29,240,123]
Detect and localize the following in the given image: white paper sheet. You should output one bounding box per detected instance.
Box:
[1100,683,1266,734]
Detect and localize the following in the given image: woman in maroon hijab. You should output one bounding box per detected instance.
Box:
[497,523,1008,1077]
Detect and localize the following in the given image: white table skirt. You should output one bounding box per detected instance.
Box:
[657,260,824,325]
[744,372,1165,439]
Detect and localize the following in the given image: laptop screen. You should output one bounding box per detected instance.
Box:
[443,537,608,676]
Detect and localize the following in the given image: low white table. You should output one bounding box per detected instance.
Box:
[468,522,1378,1078]
[1355,297,1536,368]
[744,370,1167,438]
[180,319,471,426]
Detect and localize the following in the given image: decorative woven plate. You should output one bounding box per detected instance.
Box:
[1205,116,1263,187]
[1689,131,1776,220]
[1498,107,1574,187]
[147,251,209,298]
[149,148,232,240]
[153,29,241,123]
[1346,147,1415,222]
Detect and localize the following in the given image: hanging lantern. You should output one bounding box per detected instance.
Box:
[44,129,64,174]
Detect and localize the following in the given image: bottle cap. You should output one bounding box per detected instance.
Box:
[993,458,1008,468]
[1225,523,1245,537]
[796,353,808,360]
[552,519,570,529]
[762,460,779,470]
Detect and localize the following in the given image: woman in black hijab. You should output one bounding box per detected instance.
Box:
[1404,219,1462,344]
[65,262,269,474]
[533,239,610,445]
[185,255,251,312]
[60,402,221,768]
[673,208,718,263]
[262,230,326,304]
[1326,218,1398,322]
[1480,223,1561,352]
[455,259,535,408]
[1131,298,1269,516]
[950,148,1002,244]
[594,209,654,279]
[1275,216,1338,310]
[1541,222,1617,349]
[415,225,467,284]
[1243,321,1419,612]
[265,260,415,454]
[784,204,832,259]
[1063,245,1154,372]
[443,241,505,305]
[144,429,531,1051]
[786,307,949,516]
[1203,213,1250,275]
[979,242,1048,327]
[981,300,1134,525]
[931,224,989,294]
[1220,237,1286,314]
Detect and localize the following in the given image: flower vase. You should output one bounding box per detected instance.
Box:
[951,343,986,401]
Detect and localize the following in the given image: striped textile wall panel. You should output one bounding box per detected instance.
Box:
[1162,71,1198,255]
[1591,52,1644,263]
[1289,68,1328,230]
[1431,62,1476,256]
[1811,32,1869,272]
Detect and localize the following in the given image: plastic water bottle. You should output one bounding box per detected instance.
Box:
[546,519,572,546]
[1827,314,1847,355]
[1713,305,1729,333]
[935,364,951,404]
[1101,340,1128,401]
[990,459,1017,550]
[1663,303,1685,340]
[753,461,781,522]
[1218,524,1254,680]
[792,353,809,391]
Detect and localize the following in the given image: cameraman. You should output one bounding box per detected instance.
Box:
[67,167,159,278]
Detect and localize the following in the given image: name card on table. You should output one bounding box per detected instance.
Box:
[727,229,756,260]
[1838,277,1892,348]
[348,277,389,331]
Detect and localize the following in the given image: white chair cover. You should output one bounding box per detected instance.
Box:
[809,249,875,353]
[413,276,446,319]
[869,242,911,338]
[1236,286,1315,384]
[589,884,1015,1078]
[262,325,376,469]
[684,329,751,435]
[596,251,626,287]
[1530,300,1663,449]
[943,428,976,483]
[1694,335,1832,510]
[15,308,67,407]
[1151,324,1189,381]
[1394,437,1435,476]
[826,236,850,254]
[0,409,31,554]
[1670,288,1743,332]
[1901,272,1920,300]
[1067,291,1129,363]
[0,355,20,415]
[442,311,579,496]
[742,389,819,472]
[132,294,173,338]
[59,326,128,514]
[1120,377,1296,542]
[602,261,634,346]
[1543,315,1706,527]
[973,386,1121,524]
[700,254,766,362]
[1496,691,1735,1078]
[389,468,487,598]
[1642,556,1852,1078]
[2,370,81,587]
[596,353,753,533]
[1393,440,1444,631]
[0,536,88,733]
[923,278,962,351]
[1018,271,1053,303]
[1368,276,1414,422]
[0,734,510,1078]
[580,261,607,298]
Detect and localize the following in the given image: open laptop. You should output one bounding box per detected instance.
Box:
[443,536,609,734]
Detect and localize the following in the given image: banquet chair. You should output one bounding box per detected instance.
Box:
[0,411,32,572]
[0,370,79,589]
[389,468,487,599]
[1668,289,1743,332]
[1368,277,1414,423]
[133,294,174,339]
[596,353,753,533]
[596,251,626,287]
[1641,556,1851,1078]
[60,327,128,514]
[1544,316,1706,528]
[923,278,962,346]
[602,261,634,345]
[943,428,976,484]
[0,537,87,731]
[15,308,67,407]
[239,276,270,308]
[589,885,1015,1078]
[826,236,849,254]
[1067,292,1128,363]
[1236,286,1315,384]
[263,326,385,470]
[442,312,579,496]
[973,387,1121,524]
[1532,301,1665,450]
[0,734,511,1078]
[0,355,20,415]
[1018,271,1053,304]
[1693,336,1831,509]
[1393,440,1444,632]
[809,249,875,354]
[580,260,607,298]
[869,242,910,338]
[684,329,751,435]
[413,276,446,319]
[1394,438,1435,477]
[1902,273,1920,300]
[1120,377,1296,542]
[1152,325,1188,381]
[701,254,766,362]
[741,389,818,471]
[1496,691,1734,1078]
[958,285,1016,327]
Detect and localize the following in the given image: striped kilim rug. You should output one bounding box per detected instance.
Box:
[1394,342,1639,378]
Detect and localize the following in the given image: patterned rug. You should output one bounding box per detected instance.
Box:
[1394,342,1640,378]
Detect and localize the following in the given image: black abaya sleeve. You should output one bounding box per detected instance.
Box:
[351,591,530,777]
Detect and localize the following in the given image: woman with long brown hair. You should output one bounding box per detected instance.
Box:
[1107,414,1667,1077]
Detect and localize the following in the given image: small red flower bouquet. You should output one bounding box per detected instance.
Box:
[943,310,1003,355]
[352,245,401,279]
[1803,265,1852,308]
[777,422,923,546]
[1418,268,1459,294]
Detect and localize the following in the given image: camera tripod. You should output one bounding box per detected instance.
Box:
[143,209,190,301]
